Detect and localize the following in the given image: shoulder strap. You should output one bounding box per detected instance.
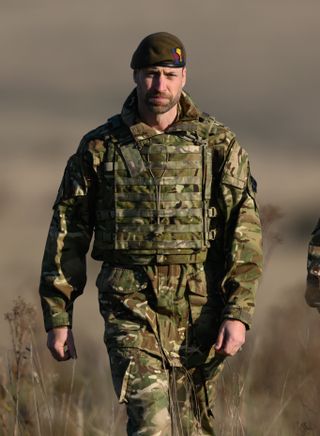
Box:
[106,114,147,177]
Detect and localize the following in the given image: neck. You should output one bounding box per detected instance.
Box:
[138,104,178,132]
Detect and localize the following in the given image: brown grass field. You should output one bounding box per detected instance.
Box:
[1,1,320,434]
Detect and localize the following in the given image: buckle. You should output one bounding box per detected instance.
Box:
[208,207,217,218]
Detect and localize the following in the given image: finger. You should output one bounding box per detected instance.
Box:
[214,328,225,352]
[217,346,233,357]
[49,347,71,361]
[222,341,243,356]
[66,331,77,359]
[66,340,77,359]
[216,341,234,356]
[214,334,223,351]
[47,341,70,361]
[215,348,228,356]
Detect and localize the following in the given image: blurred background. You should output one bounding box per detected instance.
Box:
[1,0,320,434]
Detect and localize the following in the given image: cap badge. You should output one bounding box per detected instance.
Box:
[171,47,183,64]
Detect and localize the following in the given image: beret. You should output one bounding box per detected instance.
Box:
[130,32,186,69]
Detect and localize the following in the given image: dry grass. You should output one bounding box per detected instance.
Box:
[2,292,319,436]
[1,205,318,435]
[0,297,126,436]
[215,286,320,436]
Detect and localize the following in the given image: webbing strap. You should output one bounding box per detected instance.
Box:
[98,250,208,265]
[145,160,202,170]
[139,145,201,154]
[115,241,204,249]
[97,207,215,220]
[115,176,202,186]
[96,231,215,244]
[117,201,202,210]
[115,192,202,201]
[116,224,203,233]
[112,160,201,170]
[115,208,203,218]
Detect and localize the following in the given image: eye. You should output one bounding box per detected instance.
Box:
[145,70,153,76]
[166,73,178,79]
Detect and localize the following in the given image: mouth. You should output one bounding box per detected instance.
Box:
[148,94,170,105]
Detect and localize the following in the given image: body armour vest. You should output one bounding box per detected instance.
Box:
[91,115,218,265]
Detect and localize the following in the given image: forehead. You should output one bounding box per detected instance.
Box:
[142,66,184,74]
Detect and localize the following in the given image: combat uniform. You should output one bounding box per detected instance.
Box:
[305,219,320,311]
[39,87,262,435]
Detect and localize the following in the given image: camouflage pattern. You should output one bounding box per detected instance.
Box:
[39,89,263,434]
[91,109,217,263]
[99,263,226,434]
[98,263,224,366]
[305,219,320,311]
[108,346,225,435]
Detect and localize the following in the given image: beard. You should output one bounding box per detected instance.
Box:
[144,90,181,114]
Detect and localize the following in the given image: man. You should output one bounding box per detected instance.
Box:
[305,219,320,311]
[39,32,263,435]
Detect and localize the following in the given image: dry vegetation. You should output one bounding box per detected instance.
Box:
[215,288,320,436]
[1,205,319,436]
[0,298,126,436]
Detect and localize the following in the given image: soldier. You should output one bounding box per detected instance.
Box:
[305,219,320,311]
[39,32,263,435]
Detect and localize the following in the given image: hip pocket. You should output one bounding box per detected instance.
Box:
[97,265,148,294]
[187,264,208,308]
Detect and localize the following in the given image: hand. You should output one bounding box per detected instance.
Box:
[214,319,246,356]
[47,327,77,361]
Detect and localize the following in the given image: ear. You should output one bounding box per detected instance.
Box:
[182,67,187,88]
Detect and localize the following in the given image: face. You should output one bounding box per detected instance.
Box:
[134,66,187,115]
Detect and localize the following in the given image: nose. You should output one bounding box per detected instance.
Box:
[153,74,166,92]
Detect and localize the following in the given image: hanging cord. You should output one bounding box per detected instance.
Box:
[145,145,169,225]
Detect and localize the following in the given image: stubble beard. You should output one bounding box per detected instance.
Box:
[144,91,181,114]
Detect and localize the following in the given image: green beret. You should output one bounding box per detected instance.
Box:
[130,32,186,69]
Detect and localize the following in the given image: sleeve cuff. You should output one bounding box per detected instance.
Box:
[222,306,252,330]
[44,311,72,332]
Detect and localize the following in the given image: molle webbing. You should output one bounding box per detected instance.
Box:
[92,115,217,263]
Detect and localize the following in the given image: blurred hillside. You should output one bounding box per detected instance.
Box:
[0,1,319,433]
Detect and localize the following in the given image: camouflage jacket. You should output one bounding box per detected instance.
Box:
[39,90,263,332]
[305,219,320,311]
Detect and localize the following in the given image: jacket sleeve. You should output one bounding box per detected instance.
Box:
[39,147,96,331]
[305,219,320,311]
[213,133,263,329]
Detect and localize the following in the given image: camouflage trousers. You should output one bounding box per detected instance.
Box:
[98,263,225,435]
[108,347,224,435]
